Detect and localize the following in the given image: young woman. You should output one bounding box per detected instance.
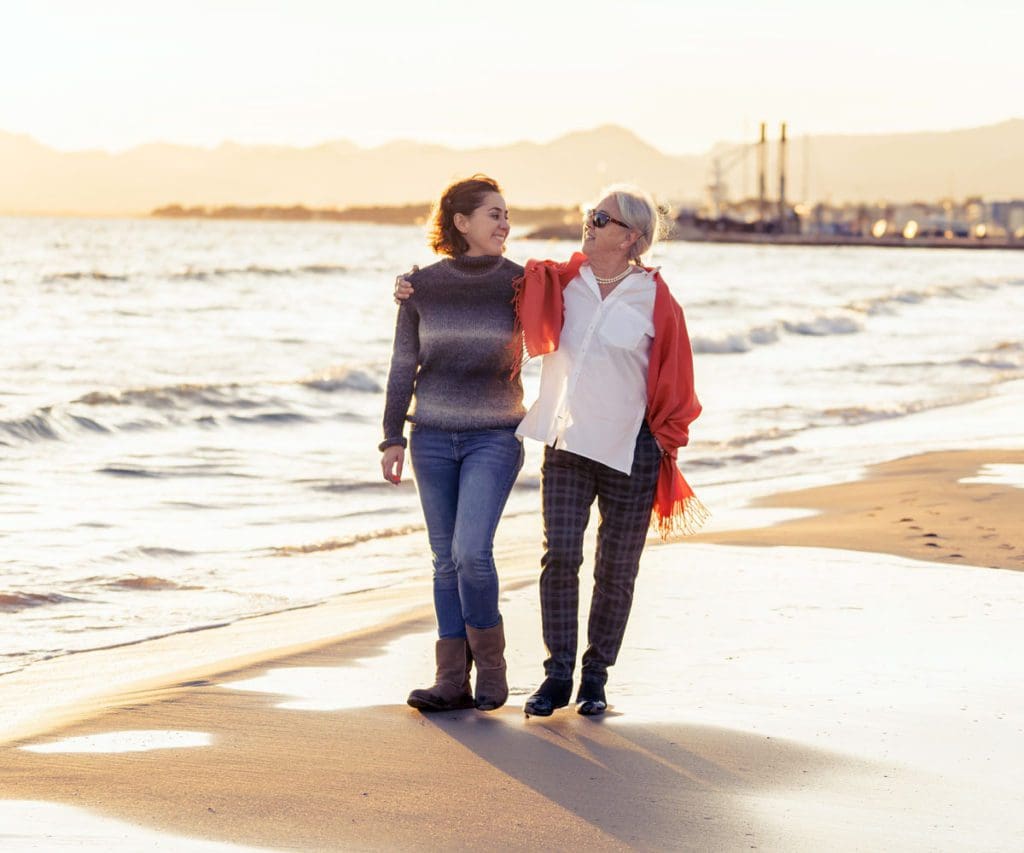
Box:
[393,184,703,717]
[380,175,525,712]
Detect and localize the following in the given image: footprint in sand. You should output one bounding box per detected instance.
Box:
[910,525,923,530]
[899,517,914,523]
[924,542,942,548]
[997,544,1016,550]
[948,553,965,559]
[922,532,940,538]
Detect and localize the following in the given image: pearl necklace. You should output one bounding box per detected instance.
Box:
[593,266,635,286]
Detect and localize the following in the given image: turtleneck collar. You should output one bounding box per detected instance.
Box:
[450,253,504,271]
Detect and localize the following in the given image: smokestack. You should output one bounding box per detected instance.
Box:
[778,122,788,233]
[758,122,767,230]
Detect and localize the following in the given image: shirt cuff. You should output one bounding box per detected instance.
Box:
[378,436,408,452]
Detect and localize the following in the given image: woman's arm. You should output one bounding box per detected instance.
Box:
[380,300,419,483]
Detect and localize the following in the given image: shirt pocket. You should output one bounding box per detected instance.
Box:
[599,304,655,350]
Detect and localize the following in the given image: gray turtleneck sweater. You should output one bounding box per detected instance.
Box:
[381,254,526,446]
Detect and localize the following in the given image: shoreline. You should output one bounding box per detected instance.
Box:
[689,449,1024,571]
[0,512,544,748]
[524,222,1024,250]
[1,447,1023,850]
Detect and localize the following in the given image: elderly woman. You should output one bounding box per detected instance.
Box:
[394,184,702,717]
[513,186,703,716]
[381,175,525,713]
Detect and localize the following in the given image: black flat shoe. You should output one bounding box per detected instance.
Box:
[523,676,573,717]
[575,677,607,717]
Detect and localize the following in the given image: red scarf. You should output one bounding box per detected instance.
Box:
[511,252,707,538]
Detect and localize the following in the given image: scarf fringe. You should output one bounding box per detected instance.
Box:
[651,494,710,540]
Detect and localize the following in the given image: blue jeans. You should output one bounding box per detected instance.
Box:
[409,425,524,638]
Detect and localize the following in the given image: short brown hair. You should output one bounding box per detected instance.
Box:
[428,174,502,257]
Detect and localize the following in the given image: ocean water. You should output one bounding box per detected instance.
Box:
[2,216,1022,675]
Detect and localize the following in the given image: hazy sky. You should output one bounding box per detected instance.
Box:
[4,0,1020,154]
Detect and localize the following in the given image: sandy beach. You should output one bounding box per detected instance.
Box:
[1,447,1023,851]
[692,449,1024,571]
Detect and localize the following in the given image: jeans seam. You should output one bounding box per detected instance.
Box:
[463,439,523,631]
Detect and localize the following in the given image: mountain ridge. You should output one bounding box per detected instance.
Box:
[1,120,1022,215]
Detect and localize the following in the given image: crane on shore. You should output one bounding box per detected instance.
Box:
[704,122,792,232]
[705,141,754,219]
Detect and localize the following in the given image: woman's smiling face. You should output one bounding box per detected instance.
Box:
[457,192,509,256]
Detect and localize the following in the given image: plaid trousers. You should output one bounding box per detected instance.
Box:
[539,423,662,683]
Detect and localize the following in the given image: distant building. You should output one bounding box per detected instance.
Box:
[674,192,1023,245]
[989,200,1024,233]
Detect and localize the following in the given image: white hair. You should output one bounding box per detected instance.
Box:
[601,183,670,264]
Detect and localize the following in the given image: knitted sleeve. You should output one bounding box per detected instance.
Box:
[381,300,419,449]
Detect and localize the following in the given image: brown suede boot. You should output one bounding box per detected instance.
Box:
[407,638,474,711]
[466,619,508,711]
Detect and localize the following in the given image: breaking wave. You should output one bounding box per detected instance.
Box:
[691,313,860,354]
[39,264,351,285]
[101,576,201,591]
[271,524,424,556]
[170,263,349,281]
[0,591,86,612]
[1,368,381,445]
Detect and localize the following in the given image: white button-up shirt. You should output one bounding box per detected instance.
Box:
[516,264,656,473]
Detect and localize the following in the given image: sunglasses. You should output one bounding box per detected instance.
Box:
[587,208,632,230]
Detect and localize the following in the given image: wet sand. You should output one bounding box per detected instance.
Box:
[691,450,1024,570]
[1,450,1023,851]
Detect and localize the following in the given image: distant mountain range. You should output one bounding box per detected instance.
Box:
[1,120,1022,215]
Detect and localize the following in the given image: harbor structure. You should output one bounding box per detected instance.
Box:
[676,122,1023,248]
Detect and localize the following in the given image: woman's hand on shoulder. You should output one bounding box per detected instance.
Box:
[393,266,418,305]
[381,445,405,484]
